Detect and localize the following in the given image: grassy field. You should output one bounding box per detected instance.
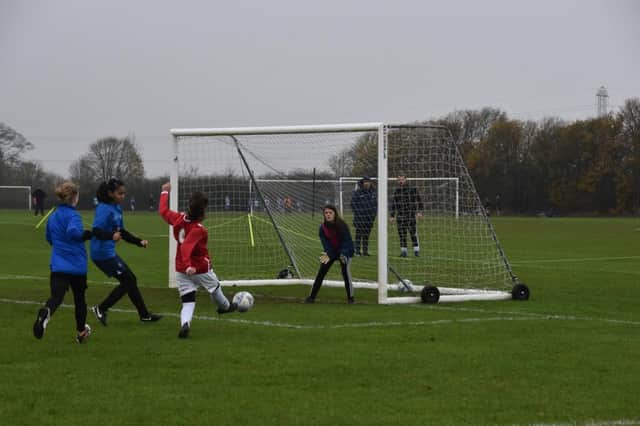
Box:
[0,209,638,425]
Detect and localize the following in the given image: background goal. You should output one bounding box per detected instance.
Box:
[0,186,32,210]
[168,123,525,304]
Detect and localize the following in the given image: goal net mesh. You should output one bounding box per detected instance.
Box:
[0,186,32,210]
[172,125,515,298]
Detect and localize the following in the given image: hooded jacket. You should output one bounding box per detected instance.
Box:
[350,178,377,222]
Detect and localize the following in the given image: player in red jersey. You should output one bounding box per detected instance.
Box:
[158,182,236,338]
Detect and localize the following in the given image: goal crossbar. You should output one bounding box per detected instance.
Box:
[171,123,384,137]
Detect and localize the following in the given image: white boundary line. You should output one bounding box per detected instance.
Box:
[513,264,640,276]
[511,255,640,264]
[3,297,640,329]
[416,304,640,326]
[0,274,119,286]
[3,274,640,327]
[517,420,640,426]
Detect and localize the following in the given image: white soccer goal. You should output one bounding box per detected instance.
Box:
[168,123,528,304]
[0,186,32,210]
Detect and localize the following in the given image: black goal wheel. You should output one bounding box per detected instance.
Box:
[420,286,440,304]
[511,283,530,301]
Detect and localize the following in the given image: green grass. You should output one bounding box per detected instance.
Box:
[1,210,639,425]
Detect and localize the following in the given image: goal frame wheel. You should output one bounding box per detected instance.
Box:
[511,283,530,301]
[421,285,440,304]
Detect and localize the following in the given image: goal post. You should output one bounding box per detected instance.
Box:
[0,186,32,210]
[168,123,527,304]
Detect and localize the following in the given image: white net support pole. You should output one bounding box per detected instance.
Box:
[377,124,389,304]
[168,135,179,288]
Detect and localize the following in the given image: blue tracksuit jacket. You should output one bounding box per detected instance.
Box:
[46,204,88,275]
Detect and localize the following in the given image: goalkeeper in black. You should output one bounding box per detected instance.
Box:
[390,175,423,257]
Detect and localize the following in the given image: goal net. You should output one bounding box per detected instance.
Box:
[0,186,32,210]
[169,123,524,304]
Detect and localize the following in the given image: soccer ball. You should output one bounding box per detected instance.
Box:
[232,291,254,312]
[398,279,413,292]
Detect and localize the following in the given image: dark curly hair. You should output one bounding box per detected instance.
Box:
[96,178,125,203]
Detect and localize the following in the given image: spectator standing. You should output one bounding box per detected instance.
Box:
[32,188,46,216]
[390,175,423,257]
[350,176,377,256]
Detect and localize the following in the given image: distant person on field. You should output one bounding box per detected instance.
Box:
[495,193,502,216]
[90,178,162,326]
[158,182,237,338]
[484,197,492,216]
[224,195,231,211]
[148,194,155,210]
[390,175,423,257]
[32,188,46,216]
[130,196,136,212]
[304,204,355,304]
[284,196,293,213]
[33,182,93,343]
[351,176,377,256]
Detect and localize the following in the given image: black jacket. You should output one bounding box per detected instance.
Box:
[390,185,423,218]
[351,180,377,222]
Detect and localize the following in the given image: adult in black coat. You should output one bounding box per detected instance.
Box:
[32,188,46,216]
[350,176,377,256]
[390,175,423,257]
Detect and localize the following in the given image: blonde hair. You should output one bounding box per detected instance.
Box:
[55,181,79,204]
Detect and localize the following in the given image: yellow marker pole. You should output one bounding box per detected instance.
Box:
[247,213,255,247]
[35,206,56,229]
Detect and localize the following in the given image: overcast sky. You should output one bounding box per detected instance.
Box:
[1,0,639,178]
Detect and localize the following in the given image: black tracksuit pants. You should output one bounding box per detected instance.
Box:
[45,272,88,332]
[308,257,354,300]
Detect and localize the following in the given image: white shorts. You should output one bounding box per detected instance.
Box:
[176,270,221,297]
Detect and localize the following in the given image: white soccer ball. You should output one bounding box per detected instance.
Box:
[398,279,413,292]
[233,291,254,312]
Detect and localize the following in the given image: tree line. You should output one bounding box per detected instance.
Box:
[1,97,638,215]
[434,98,639,215]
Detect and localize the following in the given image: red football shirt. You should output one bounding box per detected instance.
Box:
[159,191,211,273]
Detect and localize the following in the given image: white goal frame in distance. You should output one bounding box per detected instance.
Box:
[0,186,32,210]
[169,123,516,305]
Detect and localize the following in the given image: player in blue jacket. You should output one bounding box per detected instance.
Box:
[90,178,161,326]
[304,204,355,304]
[33,182,93,343]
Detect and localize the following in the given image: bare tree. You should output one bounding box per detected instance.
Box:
[0,123,34,165]
[1,123,35,183]
[70,136,145,186]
